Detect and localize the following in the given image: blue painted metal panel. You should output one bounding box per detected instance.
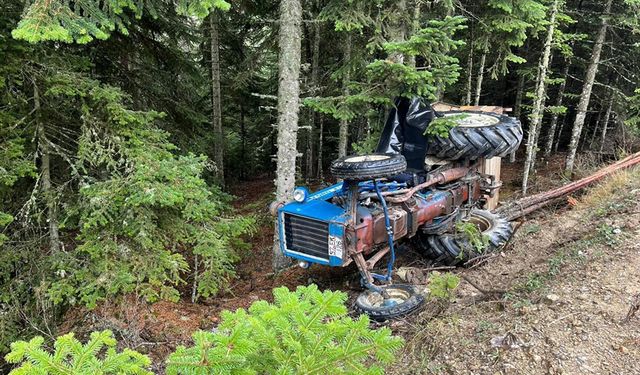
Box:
[280,199,347,222]
[307,182,343,201]
[277,188,348,267]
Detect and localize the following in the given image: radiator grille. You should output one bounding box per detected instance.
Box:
[284,214,330,259]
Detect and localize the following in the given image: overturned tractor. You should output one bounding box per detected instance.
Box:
[271,98,522,320]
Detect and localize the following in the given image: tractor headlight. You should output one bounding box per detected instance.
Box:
[293,187,309,203]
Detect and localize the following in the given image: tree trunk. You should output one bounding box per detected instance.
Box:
[406,0,422,68]
[240,103,246,179]
[317,116,324,180]
[509,74,526,163]
[464,40,474,106]
[306,4,321,179]
[273,0,302,270]
[513,75,525,119]
[588,110,603,149]
[553,114,567,152]
[210,12,225,187]
[338,33,352,158]
[543,61,570,157]
[522,0,558,195]
[35,83,61,253]
[388,0,406,65]
[530,53,554,168]
[599,93,614,152]
[578,112,591,152]
[565,0,612,173]
[474,47,487,106]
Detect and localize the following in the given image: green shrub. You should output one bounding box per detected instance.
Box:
[42,76,255,308]
[166,285,404,374]
[4,330,152,375]
[455,221,490,252]
[428,272,460,301]
[424,114,468,138]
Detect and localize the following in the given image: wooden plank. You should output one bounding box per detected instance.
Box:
[479,157,501,210]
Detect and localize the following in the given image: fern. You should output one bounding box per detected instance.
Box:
[5,330,152,375]
[166,285,404,374]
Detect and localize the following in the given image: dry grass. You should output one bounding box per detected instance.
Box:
[578,166,640,209]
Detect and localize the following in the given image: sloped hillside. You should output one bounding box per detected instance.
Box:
[393,167,640,374]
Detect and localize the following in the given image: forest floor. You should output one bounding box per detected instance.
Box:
[59,155,640,374]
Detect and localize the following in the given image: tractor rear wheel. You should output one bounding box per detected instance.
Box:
[425,111,522,160]
[415,209,513,266]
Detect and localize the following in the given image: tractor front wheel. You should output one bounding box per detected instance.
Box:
[355,284,425,321]
[330,153,407,181]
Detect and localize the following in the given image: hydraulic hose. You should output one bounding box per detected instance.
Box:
[373,180,395,282]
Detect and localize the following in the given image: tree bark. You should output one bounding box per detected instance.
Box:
[306,4,321,179]
[338,33,352,158]
[599,92,614,152]
[522,0,558,195]
[273,0,302,270]
[388,0,406,65]
[240,103,246,179]
[406,0,422,68]
[510,74,526,163]
[474,47,487,106]
[588,110,603,149]
[209,12,225,187]
[553,114,567,152]
[565,0,612,173]
[35,83,61,253]
[317,116,324,180]
[543,61,570,157]
[464,40,474,106]
[513,75,525,119]
[530,53,554,168]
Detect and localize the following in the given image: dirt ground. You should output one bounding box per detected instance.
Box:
[391,166,640,374]
[60,161,640,374]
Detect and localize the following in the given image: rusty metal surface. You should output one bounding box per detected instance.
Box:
[386,166,472,203]
[353,181,481,255]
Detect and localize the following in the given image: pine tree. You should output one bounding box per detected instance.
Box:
[543,60,570,156]
[273,0,303,270]
[12,0,231,43]
[209,12,225,186]
[522,0,559,195]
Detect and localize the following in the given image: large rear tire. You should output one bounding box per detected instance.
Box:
[330,153,407,181]
[415,209,513,266]
[425,111,522,160]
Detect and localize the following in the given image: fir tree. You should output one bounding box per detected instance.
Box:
[165,285,404,374]
[5,330,152,375]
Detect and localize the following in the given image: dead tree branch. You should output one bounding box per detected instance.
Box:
[496,151,640,221]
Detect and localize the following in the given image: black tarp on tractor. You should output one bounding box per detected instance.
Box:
[375,97,438,170]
